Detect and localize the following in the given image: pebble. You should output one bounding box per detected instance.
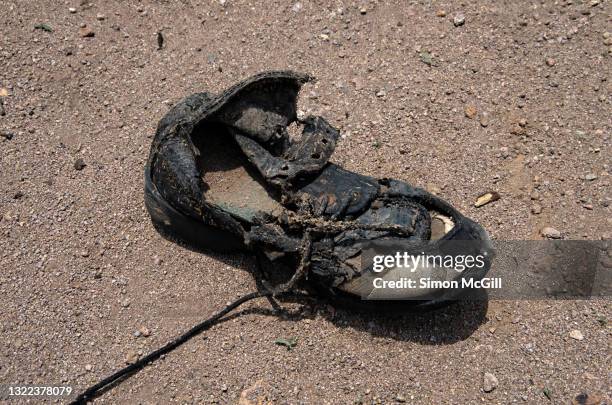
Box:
[1,131,14,140]
[464,104,477,119]
[376,90,386,97]
[585,173,597,181]
[139,326,151,337]
[360,7,367,15]
[474,191,500,207]
[69,7,77,13]
[546,58,556,67]
[531,204,542,214]
[427,184,441,195]
[569,329,584,341]
[121,299,130,308]
[125,351,139,364]
[74,158,86,170]
[479,111,490,127]
[79,26,95,38]
[291,2,302,12]
[396,394,406,402]
[483,372,498,392]
[84,364,93,371]
[510,124,526,136]
[541,227,561,239]
[96,13,106,21]
[436,9,446,17]
[573,393,603,405]
[453,14,465,27]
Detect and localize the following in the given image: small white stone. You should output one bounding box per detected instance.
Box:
[569,329,584,341]
[541,227,561,239]
[453,14,465,27]
[483,372,498,392]
[69,7,77,13]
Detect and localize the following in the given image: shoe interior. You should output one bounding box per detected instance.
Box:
[194,123,284,222]
[193,122,456,240]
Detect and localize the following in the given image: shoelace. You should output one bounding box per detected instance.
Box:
[70,212,424,403]
[69,232,315,404]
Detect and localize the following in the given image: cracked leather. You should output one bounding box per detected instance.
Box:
[147,71,443,288]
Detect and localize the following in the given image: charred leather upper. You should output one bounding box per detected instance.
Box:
[146,70,489,291]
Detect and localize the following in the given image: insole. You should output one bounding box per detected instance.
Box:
[194,124,283,222]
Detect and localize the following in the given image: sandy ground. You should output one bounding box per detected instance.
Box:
[1,0,610,403]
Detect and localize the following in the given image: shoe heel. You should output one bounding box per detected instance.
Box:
[144,166,245,253]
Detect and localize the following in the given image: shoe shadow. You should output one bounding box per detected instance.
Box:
[155,229,488,346]
[323,291,489,345]
[223,294,488,346]
[216,254,488,346]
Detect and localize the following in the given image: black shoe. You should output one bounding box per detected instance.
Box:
[145,71,493,309]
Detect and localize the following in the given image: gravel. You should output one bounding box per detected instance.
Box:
[73,158,86,171]
[483,372,499,393]
[541,227,562,239]
[1,1,610,403]
[569,330,585,341]
[453,14,465,27]
[464,105,477,119]
[78,26,95,37]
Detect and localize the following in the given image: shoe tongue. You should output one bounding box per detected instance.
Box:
[204,71,342,187]
[230,115,340,187]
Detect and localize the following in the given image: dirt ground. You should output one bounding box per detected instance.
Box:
[1,0,610,404]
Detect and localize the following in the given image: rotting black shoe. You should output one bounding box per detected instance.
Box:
[144,71,493,309]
